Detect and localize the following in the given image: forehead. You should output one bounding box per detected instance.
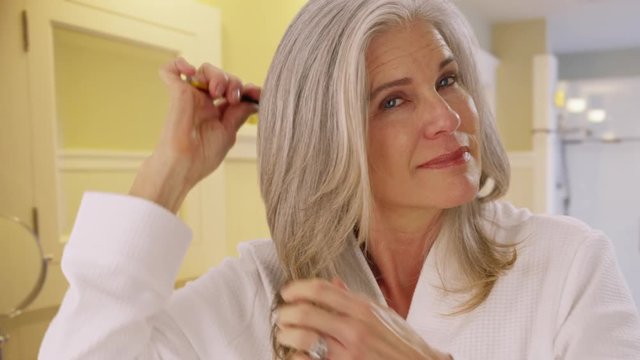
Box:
[366,20,452,78]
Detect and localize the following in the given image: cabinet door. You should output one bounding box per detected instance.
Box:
[0,0,32,235]
[25,0,225,311]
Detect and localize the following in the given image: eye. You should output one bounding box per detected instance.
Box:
[437,74,457,89]
[381,97,405,110]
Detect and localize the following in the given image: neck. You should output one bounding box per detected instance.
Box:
[365,203,443,317]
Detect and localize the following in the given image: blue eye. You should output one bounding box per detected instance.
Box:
[382,97,404,109]
[437,75,457,89]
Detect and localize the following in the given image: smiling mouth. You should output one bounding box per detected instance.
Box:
[418,146,471,169]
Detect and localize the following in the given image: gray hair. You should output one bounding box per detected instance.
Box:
[257,0,515,357]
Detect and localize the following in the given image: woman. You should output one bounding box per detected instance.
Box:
[40,0,640,359]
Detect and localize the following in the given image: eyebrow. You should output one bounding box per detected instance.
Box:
[369,55,457,100]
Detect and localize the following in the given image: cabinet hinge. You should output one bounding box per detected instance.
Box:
[32,206,39,237]
[21,10,29,53]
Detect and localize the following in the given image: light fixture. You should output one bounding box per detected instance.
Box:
[587,109,606,123]
[566,98,587,113]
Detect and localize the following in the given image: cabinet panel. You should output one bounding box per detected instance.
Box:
[53,26,174,151]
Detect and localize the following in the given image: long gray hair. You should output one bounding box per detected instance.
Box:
[257,0,515,357]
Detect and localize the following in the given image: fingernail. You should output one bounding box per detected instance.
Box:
[279,287,290,301]
[215,84,225,98]
[235,88,241,102]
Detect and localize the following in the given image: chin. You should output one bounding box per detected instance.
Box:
[431,178,479,209]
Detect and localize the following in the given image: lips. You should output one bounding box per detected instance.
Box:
[418,146,471,169]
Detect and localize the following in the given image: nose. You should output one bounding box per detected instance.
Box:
[419,94,461,139]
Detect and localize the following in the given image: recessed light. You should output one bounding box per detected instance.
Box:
[587,109,606,123]
[566,98,587,113]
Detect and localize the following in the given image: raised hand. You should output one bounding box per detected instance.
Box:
[130,57,260,212]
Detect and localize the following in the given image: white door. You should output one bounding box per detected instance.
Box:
[22,0,225,311]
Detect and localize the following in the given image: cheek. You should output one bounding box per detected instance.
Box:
[367,122,416,190]
[451,92,479,132]
[449,92,481,150]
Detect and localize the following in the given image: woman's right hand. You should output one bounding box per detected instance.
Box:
[130,57,260,213]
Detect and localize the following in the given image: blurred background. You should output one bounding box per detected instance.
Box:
[1,0,639,358]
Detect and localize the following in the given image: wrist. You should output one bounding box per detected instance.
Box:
[129,151,192,213]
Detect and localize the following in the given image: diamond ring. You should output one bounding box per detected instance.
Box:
[308,336,328,360]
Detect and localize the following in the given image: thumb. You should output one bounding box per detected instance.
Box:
[222,102,259,133]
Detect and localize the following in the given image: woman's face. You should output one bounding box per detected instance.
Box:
[366,21,481,213]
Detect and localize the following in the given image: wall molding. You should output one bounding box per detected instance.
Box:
[58,149,149,171]
[58,126,259,171]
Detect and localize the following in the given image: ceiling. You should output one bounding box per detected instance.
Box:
[453,0,640,53]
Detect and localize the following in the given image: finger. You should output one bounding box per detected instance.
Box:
[174,57,196,76]
[159,57,196,86]
[276,327,343,357]
[220,101,258,134]
[331,277,349,291]
[281,279,373,321]
[277,302,359,349]
[277,302,417,360]
[243,83,262,103]
[277,326,319,351]
[226,74,244,105]
[277,326,344,360]
[193,62,230,99]
[290,353,311,360]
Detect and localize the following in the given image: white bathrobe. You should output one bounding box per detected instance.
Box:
[39,192,640,359]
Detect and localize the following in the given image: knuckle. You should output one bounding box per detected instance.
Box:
[309,279,328,297]
[228,74,241,84]
[200,62,214,73]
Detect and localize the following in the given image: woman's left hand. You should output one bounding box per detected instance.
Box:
[276,278,452,360]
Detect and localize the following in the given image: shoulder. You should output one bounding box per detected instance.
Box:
[480,201,621,296]
[482,200,602,249]
[480,201,616,275]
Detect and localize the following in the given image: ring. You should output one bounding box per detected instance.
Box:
[308,336,328,360]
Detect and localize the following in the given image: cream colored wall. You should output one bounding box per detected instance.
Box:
[504,154,535,210]
[224,160,271,255]
[197,0,307,84]
[493,19,547,152]
[492,19,547,211]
